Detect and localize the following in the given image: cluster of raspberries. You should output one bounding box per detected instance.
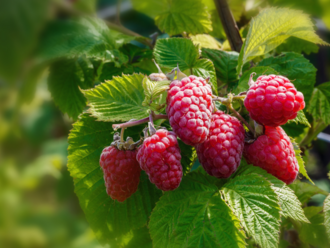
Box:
[100,74,304,202]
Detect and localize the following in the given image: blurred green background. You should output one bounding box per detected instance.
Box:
[1,0,330,247]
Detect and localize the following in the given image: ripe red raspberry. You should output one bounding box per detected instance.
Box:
[100,146,141,202]
[244,74,305,127]
[166,75,214,146]
[136,129,182,191]
[196,111,245,178]
[243,126,298,184]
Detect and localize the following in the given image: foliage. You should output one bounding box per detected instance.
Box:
[2,0,330,248]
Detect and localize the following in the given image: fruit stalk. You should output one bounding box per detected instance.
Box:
[112,113,168,130]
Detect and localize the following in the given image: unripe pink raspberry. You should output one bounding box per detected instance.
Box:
[243,126,299,184]
[100,146,141,202]
[244,74,305,127]
[166,75,214,146]
[196,111,245,178]
[136,129,183,191]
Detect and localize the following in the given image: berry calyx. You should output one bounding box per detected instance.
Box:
[244,74,305,127]
[136,129,183,191]
[166,75,214,146]
[243,126,299,184]
[196,111,245,178]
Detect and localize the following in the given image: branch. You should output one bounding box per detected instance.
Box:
[213,0,243,52]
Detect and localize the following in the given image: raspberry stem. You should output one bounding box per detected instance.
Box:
[148,112,157,135]
[212,93,255,137]
[112,113,168,130]
[120,127,125,142]
[228,104,256,137]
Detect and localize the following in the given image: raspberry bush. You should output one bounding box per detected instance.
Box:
[22,0,330,247]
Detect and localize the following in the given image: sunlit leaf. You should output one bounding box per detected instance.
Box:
[287,111,311,127]
[324,194,330,238]
[83,74,149,122]
[68,114,162,245]
[308,82,330,125]
[154,38,199,71]
[276,37,319,55]
[149,171,246,248]
[190,34,222,49]
[154,0,212,36]
[222,173,281,248]
[235,162,309,223]
[237,8,328,73]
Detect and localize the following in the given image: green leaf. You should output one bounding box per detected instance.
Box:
[0,0,49,83]
[131,0,168,19]
[154,38,199,71]
[141,76,170,112]
[149,171,246,248]
[99,63,135,82]
[233,66,278,94]
[202,48,240,93]
[222,173,281,248]
[324,194,330,238]
[38,17,132,65]
[73,0,97,14]
[258,52,317,104]
[296,207,330,247]
[290,138,313,184]
[237,8,328,73]
[308,82,330,125]
[288,180,328,204]
[178,140,197,175]
[209,9,226,39]
[276,37,319,55]
[282,123,308,145]
[83,74,149,122]
[192,59,217,94]
[68,113,162,245]
[190,34,222,49]
[235,162,309,223]
[48,57,95,120]
[287,111,311,127]
[19,62,48,104]
[123,226,153,248]
[154,0,212,36]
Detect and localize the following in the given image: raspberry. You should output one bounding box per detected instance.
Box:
[166,75,214,146]
[196,111,245,178]
[100,146,141,202]
[244,74,305,127]
[136,129,183,191]
[243,126,299,184]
